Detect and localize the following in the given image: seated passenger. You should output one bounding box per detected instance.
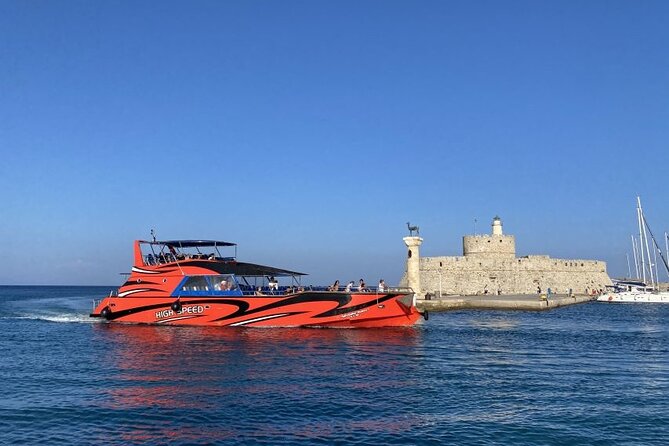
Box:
[329,280,340,291]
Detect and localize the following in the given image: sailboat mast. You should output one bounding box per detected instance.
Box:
[641,206,655,287]
[632,235,640,279]
[666,232,669,281]
[637,197,647,284]
[653,245,659,286]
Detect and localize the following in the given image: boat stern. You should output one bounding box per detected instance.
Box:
[90,296,115,319]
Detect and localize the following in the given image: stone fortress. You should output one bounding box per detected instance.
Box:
[401,217,612,296]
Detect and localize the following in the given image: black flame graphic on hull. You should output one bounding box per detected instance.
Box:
[97,292,401,324]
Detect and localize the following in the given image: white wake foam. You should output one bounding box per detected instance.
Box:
[11,313,100,324]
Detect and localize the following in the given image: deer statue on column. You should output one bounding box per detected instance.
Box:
[406,222,419,236]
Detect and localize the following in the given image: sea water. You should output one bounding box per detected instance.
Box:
[0,286,667,445]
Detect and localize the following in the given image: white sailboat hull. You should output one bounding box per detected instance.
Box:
[597,291,669,303]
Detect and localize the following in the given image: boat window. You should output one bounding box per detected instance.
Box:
[181,276,210,291]
[211,275,238,291]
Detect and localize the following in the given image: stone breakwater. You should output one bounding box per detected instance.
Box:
[416,294,597,312]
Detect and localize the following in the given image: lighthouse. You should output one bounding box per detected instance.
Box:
[492,216,503,235]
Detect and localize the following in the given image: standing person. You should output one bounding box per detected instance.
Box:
[358,279,366,292]
[378,279,386,293]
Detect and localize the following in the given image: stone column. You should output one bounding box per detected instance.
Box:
[403,236,424,301]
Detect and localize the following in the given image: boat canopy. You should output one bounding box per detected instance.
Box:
[615,280,647,287]
[140,240,237,247]
[135,239,306,277]
[222,261,306,277]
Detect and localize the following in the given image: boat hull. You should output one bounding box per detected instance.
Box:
[91,291,422,327]
[597,292,669,303]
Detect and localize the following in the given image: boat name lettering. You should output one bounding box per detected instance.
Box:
[179,305,204,315]
[156,309,174,319]
[340,309,368,319]
[155,305,205,319]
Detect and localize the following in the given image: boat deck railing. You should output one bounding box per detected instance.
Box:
[144,254,234,266]
[93,289,118,309]
[238,285,413,296]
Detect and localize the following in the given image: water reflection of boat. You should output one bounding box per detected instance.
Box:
[93,322,422,443]
[91,239,424,327]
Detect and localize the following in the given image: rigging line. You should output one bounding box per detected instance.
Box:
[641,214,669,276]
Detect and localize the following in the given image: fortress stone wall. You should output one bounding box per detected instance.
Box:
[400,216,612,296]
[463,234,516,259]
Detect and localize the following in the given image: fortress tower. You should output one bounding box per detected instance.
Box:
[462,216,516,259]
[406,215,612,296]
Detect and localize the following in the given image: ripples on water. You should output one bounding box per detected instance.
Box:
[0,286,667,445]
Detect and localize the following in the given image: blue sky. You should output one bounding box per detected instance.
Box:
[1,1,668,286]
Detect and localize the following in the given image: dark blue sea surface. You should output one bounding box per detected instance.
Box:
[1,286,667,445]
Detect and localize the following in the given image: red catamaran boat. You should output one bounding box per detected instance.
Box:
[90,239,424,327]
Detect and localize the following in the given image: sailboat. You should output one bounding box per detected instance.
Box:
[598,197,669,303]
